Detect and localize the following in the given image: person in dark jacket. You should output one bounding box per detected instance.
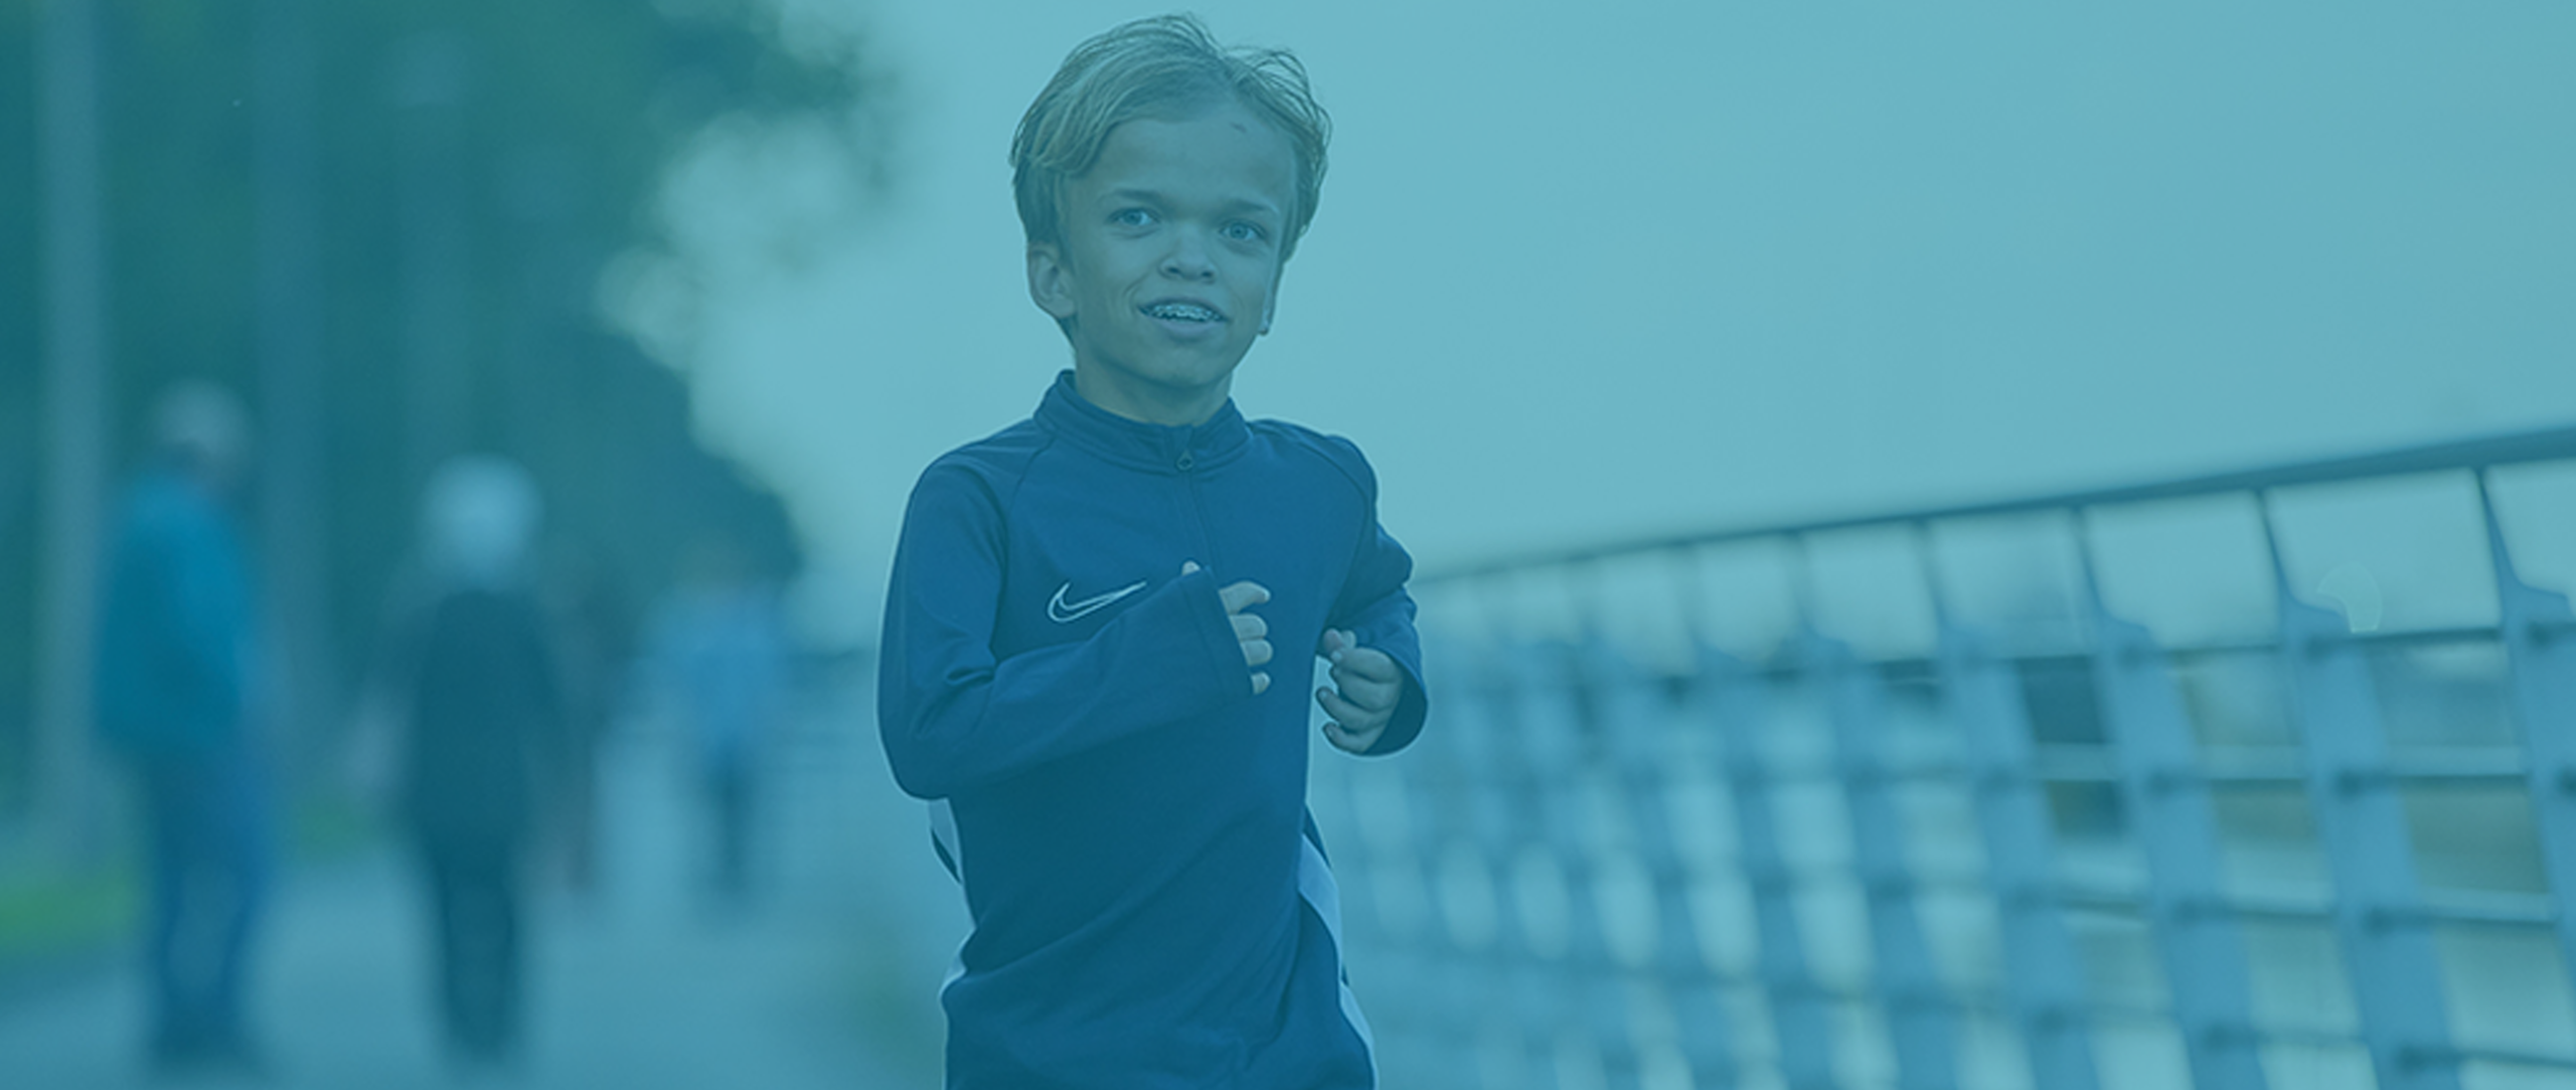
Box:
[94,381,273,1075]
[877,18,1428,1087]
[385,456,564,1068]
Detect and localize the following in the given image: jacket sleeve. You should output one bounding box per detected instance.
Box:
[877,463,1252,800]
[1324,451,1430,757]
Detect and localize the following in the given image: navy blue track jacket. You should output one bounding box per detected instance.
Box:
[879,373,1428,1089]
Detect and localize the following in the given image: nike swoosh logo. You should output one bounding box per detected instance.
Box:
[1048,580,1148,624]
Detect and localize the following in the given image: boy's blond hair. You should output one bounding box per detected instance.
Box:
[1012,14,1331,262]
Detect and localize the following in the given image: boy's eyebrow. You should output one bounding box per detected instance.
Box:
[1097,187,1282,219]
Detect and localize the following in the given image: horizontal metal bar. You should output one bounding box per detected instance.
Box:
[2047,885,2557,930]
[2295,624,2516,654]
[2081,999,2183,1027]
[2026,746,2123,783]
[2201,895,2334,924]
[2021,746,2538,789]
[1443,623,2573,699]
[2248,1022,2368,1052]
[2190,757,2307,787]
[2189,757,2527,791]
[2017,755,2531,791]
[2110,624,2524,666]
[2079,1002,2365,1060]
[1422,424,2576,583]
[2350,762,2534,790]
[1404,748,2536,800]
[1399,758,1980,794]
[1623,857,2556,931]
[2049,885,2150,915]
[2409,1044,2576,1072]
[2026,888,2332,923]
[1363,841,2525,929]
[1711,758,1957,786]
[2379,893,2560,931]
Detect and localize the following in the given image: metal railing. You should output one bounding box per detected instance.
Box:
[1309,425,2576,1090]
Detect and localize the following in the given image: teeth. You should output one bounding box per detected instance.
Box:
[1146,303,1220,322]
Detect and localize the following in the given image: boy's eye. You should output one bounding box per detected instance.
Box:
[1111,208,1156,228]
[1221,221,1266,244]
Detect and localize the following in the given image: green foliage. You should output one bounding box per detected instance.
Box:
[0,867,132,969]
[0,0,874,811]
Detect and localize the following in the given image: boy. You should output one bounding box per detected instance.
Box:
[877,14,1428,1090]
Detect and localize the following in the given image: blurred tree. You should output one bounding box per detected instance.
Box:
[1,4,48,821]
[0,0,866,820]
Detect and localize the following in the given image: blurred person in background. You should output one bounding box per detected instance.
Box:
[545,543,637,897]
[377,456,565,1070]
[647,535,792,909]
[93,381,275,1077]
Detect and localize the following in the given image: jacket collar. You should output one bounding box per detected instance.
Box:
[1035,370,1251,475]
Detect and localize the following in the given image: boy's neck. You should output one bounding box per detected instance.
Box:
[1072,366,1233,428]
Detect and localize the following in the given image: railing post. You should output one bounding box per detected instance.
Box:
[1703,646,1841,1090]
[1422,659,1523,1090]
[2262,497,2462,1090]
[1424,613,1518,1090]
[2478,477,2576,1040]
[1589,641,1743,1085]
[1524,642,1631,1087]
[1483,652,1561,1087]
[2274,597,2462,1088]
[1938,621,2102,1090]
[1810,633,1960,1090]
[2087,605,2270,1089]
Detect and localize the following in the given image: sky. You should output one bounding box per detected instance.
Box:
[615,2,2576,642]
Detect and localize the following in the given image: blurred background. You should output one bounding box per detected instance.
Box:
[2,1,2572,1088]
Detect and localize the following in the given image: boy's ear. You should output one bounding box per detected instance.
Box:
[1027,243,1078,322]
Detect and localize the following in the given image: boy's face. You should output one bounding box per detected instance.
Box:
[1028,100,1297,424]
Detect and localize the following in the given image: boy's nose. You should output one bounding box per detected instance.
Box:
[1161,231,1217,281]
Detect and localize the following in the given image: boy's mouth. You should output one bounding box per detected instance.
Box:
[1141,301,1225,324]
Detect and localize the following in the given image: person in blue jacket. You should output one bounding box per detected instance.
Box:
[94,381,273,1075]
[877,15,1428,1089]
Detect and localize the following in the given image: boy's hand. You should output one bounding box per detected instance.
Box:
[1317,629,1402,753]
[1186,562,1272,695]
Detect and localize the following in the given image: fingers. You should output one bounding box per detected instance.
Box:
[1329,642,1402,684]
[1210,575,1271,693]
[1326,721,1385,754]
[1316,684,1369,725]
[1318,690,1388,753]
[1231,611,1272,665]
[1218,580,1271,615]
[1241,640,1274,669]
[1329,668,1399,715]
[1329,690,1391,752]
[1319,630,1397,678]
[1319,636,1403,716]
[1323,720,1369,754]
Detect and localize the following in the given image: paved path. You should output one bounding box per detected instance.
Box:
[0,691,965,1089]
